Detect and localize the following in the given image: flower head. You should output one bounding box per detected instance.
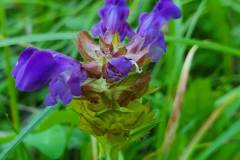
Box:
[13,48,88,106]
[91,0,133,41]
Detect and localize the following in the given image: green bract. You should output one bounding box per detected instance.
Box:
[69,73,156,147]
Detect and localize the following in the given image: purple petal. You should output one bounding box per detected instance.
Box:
[105,0,126,5]
[12,47,38,78]
[14,49,57,91]
[154,0,181,20]
[44,64,87,106]
[44,56,87,106]
[45,76,73,106]
[107,56,132,81]
[148,37,166,62]
[67,65,88,96]
[44,94,57,106]
[91,21,106,38]
[127,34,145,54]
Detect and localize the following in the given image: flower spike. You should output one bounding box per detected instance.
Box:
[12,0,181,150]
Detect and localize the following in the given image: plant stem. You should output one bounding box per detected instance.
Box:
[91,136,97,160]
[97,138,122,160]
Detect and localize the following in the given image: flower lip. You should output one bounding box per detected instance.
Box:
[13,48,57,92]
[106,56,132,81]
[12,47,38,79]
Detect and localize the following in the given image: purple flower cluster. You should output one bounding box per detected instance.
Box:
[13,0,180,106]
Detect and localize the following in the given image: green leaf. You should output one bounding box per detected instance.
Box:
[67,128,90,150]
[24,125,67,159]
[37,107,79,132]
[181,79,214,129]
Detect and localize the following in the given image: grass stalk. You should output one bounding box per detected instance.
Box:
[167,0,207,94]
[0,3,23,160]
[0,0,20,133]
[2,48,20,131]
[165,37,240,57]
[161,46,198,153]
[144,45,198,160]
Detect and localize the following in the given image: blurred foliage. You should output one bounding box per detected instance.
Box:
[0,0,240,160]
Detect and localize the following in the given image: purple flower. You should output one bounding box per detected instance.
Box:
[13,47,88,106]
[137,0,181,62]
[106,56,132,81]
[91,0,134,41]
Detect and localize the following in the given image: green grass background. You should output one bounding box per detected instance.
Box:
[0,0,240,159]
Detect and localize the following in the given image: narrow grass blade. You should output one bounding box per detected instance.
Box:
[1,3,22,159]
[165,36,240,57]
[0,32,77,47]
[161,45,198,152]
[168,0,207,91]
[3,48,20,131]
[0,33,239,57]
[185,0,207,37]
[0,132,15,144]
[0,107,57,160]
